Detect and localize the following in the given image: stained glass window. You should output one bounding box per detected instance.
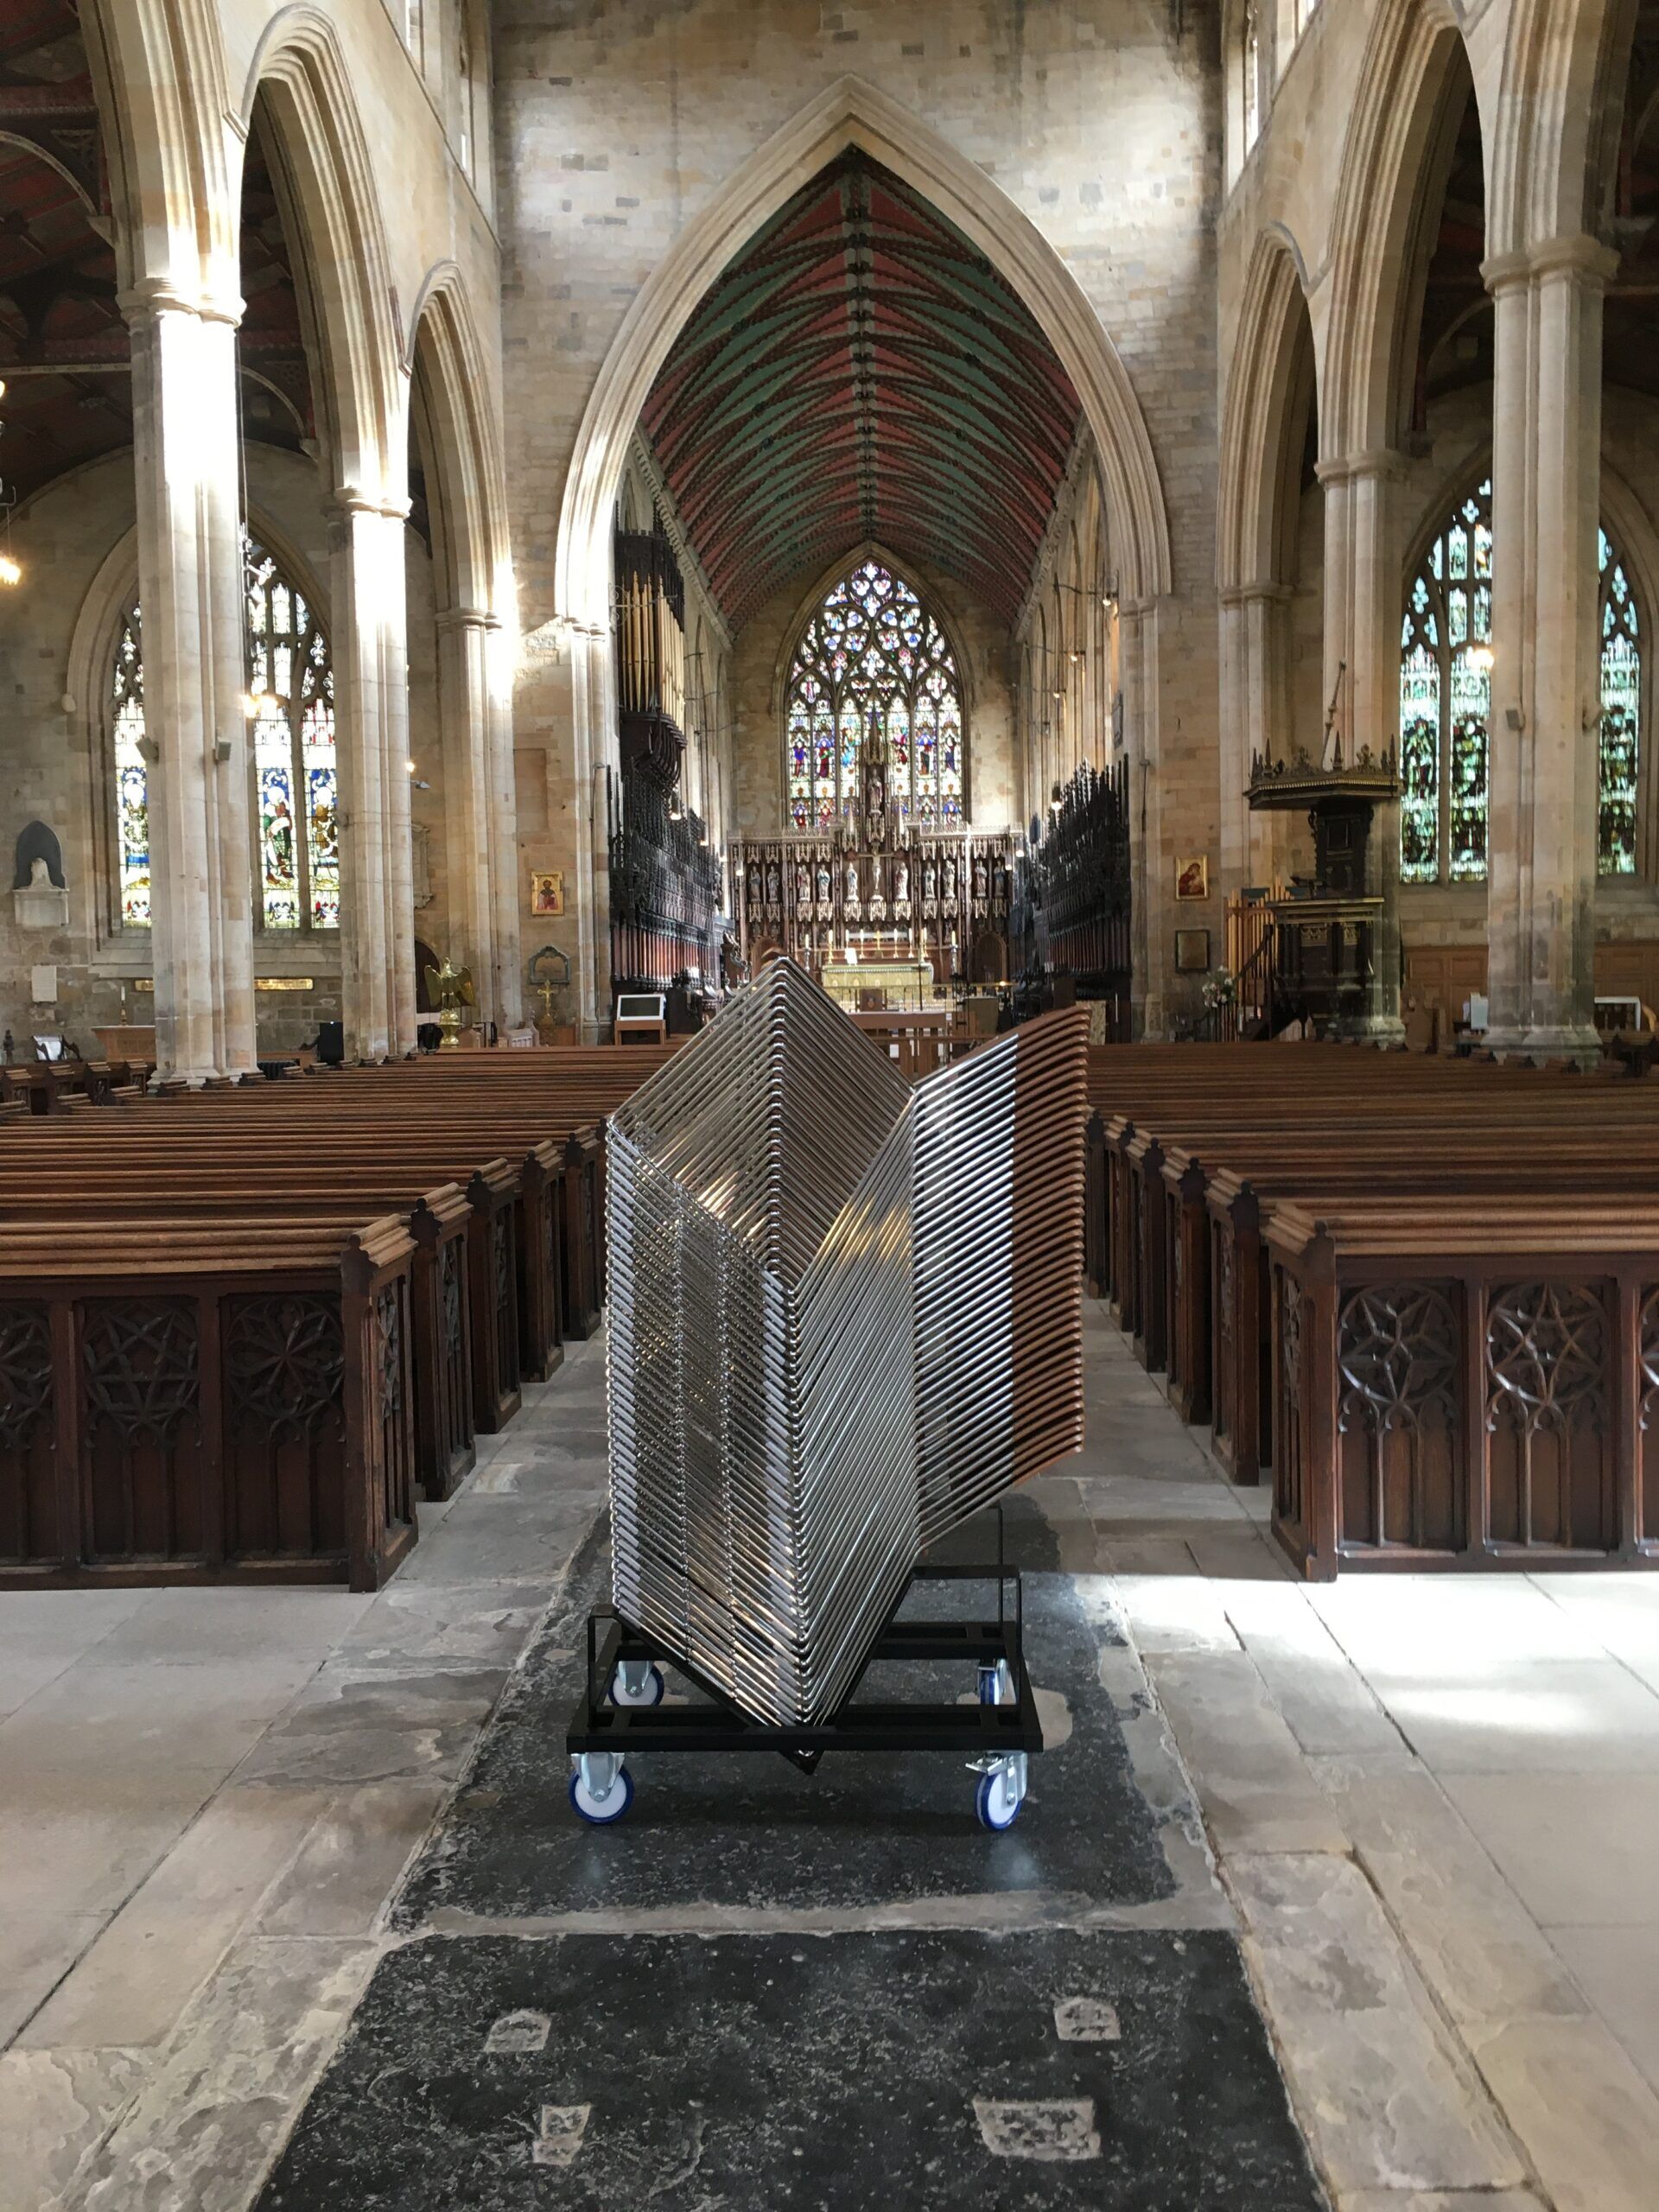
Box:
[246,540,339,930]
[1599,526,1640,877]
[111,607,150,926]
[783,561,966,829]
[111,538,338,932]
[1399,479,1492,884]
[1402,488,1644,884]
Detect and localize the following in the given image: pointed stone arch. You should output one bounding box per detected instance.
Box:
[554,74,1172,630]
[1488,0,1635,258]
[240,5,405,499]
[406,261,509,614]
[87,0,239,302]
[1323,0,1472,460]
[1217,230,1320,594]
[406,262,523,1030]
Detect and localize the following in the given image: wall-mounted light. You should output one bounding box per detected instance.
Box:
[1050,781,1064,815]
[0,556,20,588]
[1466,645,1495,673]
[241,693,260,719]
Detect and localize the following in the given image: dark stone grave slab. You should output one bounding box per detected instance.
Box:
[258,1927,1326,2211]
[394,1504,1171,1929]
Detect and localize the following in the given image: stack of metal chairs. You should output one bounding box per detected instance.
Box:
[607,959,1088,1726]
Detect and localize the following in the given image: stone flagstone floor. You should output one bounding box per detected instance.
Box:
[2,1309,1658,2207]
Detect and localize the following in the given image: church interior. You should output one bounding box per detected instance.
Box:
[5,3,1659,2207]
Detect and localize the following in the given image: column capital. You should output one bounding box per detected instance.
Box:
[435,607,503,636]
[117,276,244,329]
[1482,234,1621,295]
[1219,581,1295,609]
[332,486,412,524]
[1316,448,1408,488]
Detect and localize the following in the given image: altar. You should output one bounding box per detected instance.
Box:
[731,714,1014,995]
[820,958,934,1013]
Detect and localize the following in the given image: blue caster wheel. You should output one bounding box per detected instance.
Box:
[569,1764,634,1824]
[978,1659,1015,1707]
[611,1661,665,1707]
[976,1766,1023,1831]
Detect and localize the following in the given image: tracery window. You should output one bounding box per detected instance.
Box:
[1399,479,1493,885]
[784,561,965,830]
[1243,5,1263,152]
[1400,486,1645,885]
[110,537,339,932]
[1599,526,1641,876]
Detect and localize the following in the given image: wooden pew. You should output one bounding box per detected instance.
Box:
[0,1214,416,1592]
[0,1046,675,1586]
[1084,1042,1659,1578]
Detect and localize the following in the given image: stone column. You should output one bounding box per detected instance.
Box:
[333,498,416,1060]
[1319,450,1407,1040]
[1484,236,1618,1062]
[485,616,524,1030]
[122,280,256,1084]
[435,607,500,1028]
[1221,582,1296,892]
[1122,598,1168,1039]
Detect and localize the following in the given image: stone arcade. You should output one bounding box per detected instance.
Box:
[3,6,1659,2211]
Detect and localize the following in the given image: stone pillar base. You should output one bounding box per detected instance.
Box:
[1484,1023,1602,1068]
[1332,1013,1407,1046]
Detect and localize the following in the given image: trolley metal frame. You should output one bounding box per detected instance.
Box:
[564,1547,1043,1827]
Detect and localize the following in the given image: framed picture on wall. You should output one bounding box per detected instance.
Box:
[530,869,564,918]
[1174,927,1211,974]
[1175,855,1209,901]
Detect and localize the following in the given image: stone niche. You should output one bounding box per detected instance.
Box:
[12,823,67,931]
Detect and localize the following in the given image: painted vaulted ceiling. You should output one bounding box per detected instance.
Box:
[639,152,1083,632]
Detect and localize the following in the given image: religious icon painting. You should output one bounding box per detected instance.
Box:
[531,869,564,917]
[1175,855,1209,901]
[1174,927,1211,973]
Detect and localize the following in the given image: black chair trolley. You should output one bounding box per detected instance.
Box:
[565,1539,1043,1833]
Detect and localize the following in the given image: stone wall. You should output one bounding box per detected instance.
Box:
[495,0,1221,1032]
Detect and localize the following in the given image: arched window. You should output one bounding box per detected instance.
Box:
[784,560,965,830]
[1599,526,1641,876]
[1243,5,1263,153]
[1399,478,1493,885]
[109,537,339,932]
[112,607,149,926]
[1401,484,1645,885]
[245,540,339,929]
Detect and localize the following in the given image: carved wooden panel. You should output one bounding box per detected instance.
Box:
[373,1287,399,1421]
[0,1302,56,1565]
[79,1299,203,1562]
[438,1237,470,1474]
[226,1296,343,1437]
[1338,1282,1459,1551]
[442,1238,463,1363]
[492,1211,517,1388]
[1274,1267,1306,1536]
[373,1280,415,1543]
[1641,1287,1659,1541]
[1211,1223,1235,1451]
[1486,1281,1611,1551]
[223,1295,347,1561]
